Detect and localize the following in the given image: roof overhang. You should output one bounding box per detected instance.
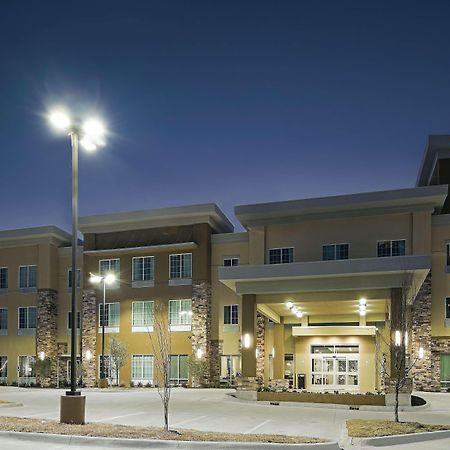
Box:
[416,135,450,187]
[292,325,377,337]
[235,185,447,228]
[218,255,431,295]
[79,203,233,234]
[0,226,71,248]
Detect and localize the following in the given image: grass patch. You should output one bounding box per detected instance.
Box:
[0,416,324,444]
[347,420,450,438]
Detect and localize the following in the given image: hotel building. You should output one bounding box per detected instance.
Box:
[1,135,450,395]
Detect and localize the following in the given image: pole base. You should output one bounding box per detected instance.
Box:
[60,394,86,424]
[98,378,109,389]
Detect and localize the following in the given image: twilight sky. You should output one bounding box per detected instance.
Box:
[1,1,450,232]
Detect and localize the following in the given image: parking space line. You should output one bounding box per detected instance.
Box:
[171,415,207,427]
[244,419,271,434]
[97,412,147,421]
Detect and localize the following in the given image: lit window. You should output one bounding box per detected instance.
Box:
[131,354,154,384]
[170,354,189,384]
[132,301,154,327]
[99,259,120,284]
[269,248,294,264]
[169,299,192,326]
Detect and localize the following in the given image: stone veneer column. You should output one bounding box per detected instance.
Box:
[411,272,438,390]
[82,289,97,387]
[36,289,58,386]
[256,312,265,384]
[209,339,223,386]
[192,281,213,384]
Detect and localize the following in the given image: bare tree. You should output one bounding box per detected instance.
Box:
[375,273,424,422]
[187,353,209,387]
[109,335,128,386]
[148,302,172,432]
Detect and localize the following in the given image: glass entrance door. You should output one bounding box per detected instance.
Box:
[311,345,359,391]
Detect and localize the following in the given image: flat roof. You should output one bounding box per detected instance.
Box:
[235,185,448,227]
[416,135,450,187]
[0,225,71,244]
[79,203,234,234]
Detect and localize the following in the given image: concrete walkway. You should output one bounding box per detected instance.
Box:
[0,387,449,447]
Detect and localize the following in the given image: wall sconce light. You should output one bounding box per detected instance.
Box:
[85,350,93,361]
[243,333,251,349]
[296,310,303,318]
[272,347,275,358]
[418,346,424,359]
[404,331,408,347]
[359,298,367,316]
[196,348,203,360]
[286,301,293,309]
[38,351,45,361]
[394,330,401,346]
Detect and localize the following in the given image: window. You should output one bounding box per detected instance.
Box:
[18,355,36,379]
[0,356,7,379]
[19,265,37,289]
[169,299,192,330]
[223,257,240,267]
[169,253,192,279]
[132,301,154,331]
[441,354,450,390]
[322,244,349,261]
[99,259,120,285]
[132,256,154,281]
[170,354,188,384]
[447,244,450,266]
[446,298,450,320]
[0,308,7,333]
[377,240,406,257]
[18,307,36,329]
[0,268,8,289]
[67,311,81,329]
[224,304,239,325]
[131,354,154,384]
[99,303,120,328]
[268,247,294,264]
[99,355,112,381]
[68,269,81,288]
[220,355,241,385]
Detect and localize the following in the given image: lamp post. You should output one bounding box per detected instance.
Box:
[89,273,116,387]
[48,109,105,424]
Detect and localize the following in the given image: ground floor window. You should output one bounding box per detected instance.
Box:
[220,355,241,385]
[132,354,154,385]
[441,354,450,391]
[18,355,36,385]
[65,358,82,384]
[170,354,188,385]
[284,353,294,388]
[0,356,7,382]
[99,355,115,385]
[311,345,359,391]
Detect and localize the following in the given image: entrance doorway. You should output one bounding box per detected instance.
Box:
[310,345,359,391]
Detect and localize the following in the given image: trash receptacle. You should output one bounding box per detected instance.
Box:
[297,373,305,389]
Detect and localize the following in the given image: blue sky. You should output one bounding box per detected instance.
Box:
[1,1,450,231]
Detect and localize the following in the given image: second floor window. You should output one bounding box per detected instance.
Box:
[169,299,192,326]
[224,304,239,325]
[132,256,154,281]
[446,298,450,320]
[99,259,120,280]
[68,269,81,288]
[19,265,37,289]
[377,239,406,258]
[68,311,81,329]
[18,306,37,329]
[322,244,349,261]
[0,268,8,289]
[132,301,154,327]
[0,308,7,330]
[170,253,192,279]
[99,303,120,327]
[223,257,240,267]
[269,247,294,264]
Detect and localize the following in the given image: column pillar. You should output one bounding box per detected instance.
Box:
[81,289,97,387]
[36,289,58,387]
[256,312,265,383]
[241,294,257,377]
[273,319,285,379]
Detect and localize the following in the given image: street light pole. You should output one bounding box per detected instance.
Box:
[69,130,79,396]
[101,278,106,381]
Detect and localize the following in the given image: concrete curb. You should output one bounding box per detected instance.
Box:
[355,429,450,447]
[0,402,23,408]
[0,431,341,449]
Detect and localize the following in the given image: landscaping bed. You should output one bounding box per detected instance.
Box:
[347,419,450,438]
[257,391,385,406]
[0,416,325,444]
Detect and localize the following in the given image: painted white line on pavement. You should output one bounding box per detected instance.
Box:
[244,419,271,434]
[97,412,147,421]
[171,415,207,427]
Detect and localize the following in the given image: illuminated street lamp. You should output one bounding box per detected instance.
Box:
[48,108,106,423]
[90,273,116,386]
